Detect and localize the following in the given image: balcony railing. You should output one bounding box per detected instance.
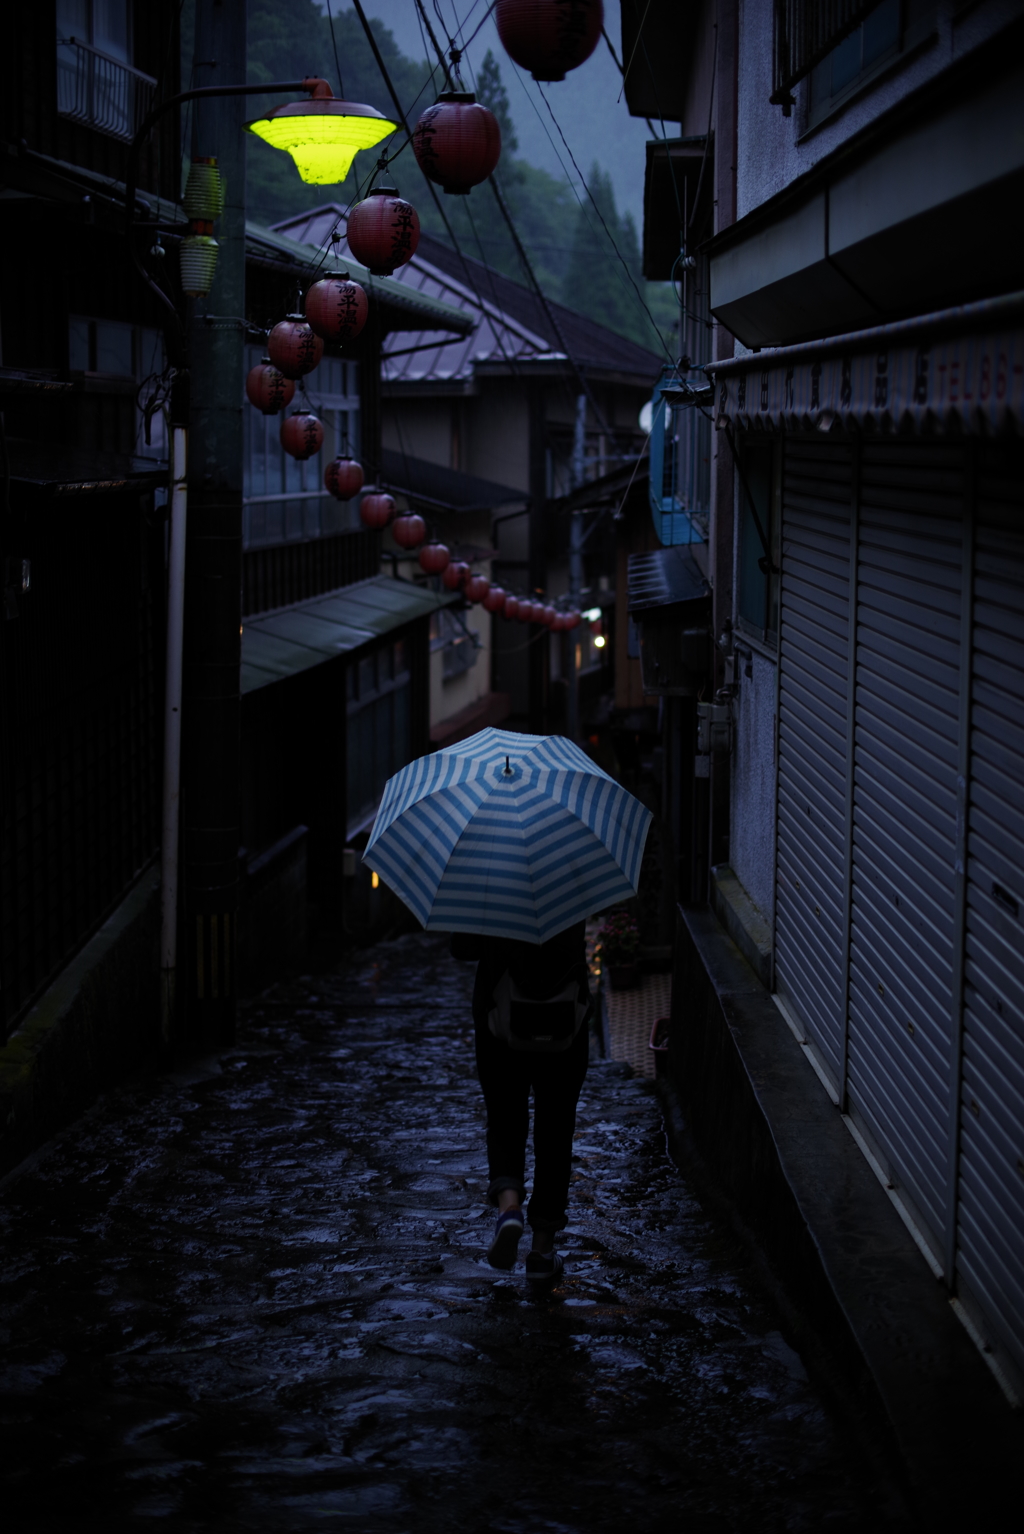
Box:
[56,37,157,141]
[771,1,879,109]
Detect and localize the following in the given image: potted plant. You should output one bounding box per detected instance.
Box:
[598,911,642,991]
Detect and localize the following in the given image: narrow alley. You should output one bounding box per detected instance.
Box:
[1,935,908,1532]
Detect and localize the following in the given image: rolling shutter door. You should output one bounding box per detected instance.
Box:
[957,445,1024,1381]
[846,442,965,1263]
[774,438,852,1089]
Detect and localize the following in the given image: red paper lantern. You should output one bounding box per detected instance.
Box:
[418,542,451,574]
[267,315,323,379]
[323,456,364,500]
[392,513,427,550]
[280,411,324,460]
[516,599,533,623]
[495,0,604,82]
[413,93,501,195]
[482,585,506,613]
[245,358,296,415]
[464,573,490,604]
[442,560,470,591]
[564,609,582,629]
[502,594,520,621]
[346,189,421,275]
[304,276,368,343]
[541,604,557,627]
[360,492,396,529]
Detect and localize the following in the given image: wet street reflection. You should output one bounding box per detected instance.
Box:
[1,935,908,1530]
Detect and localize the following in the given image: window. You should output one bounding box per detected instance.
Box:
[346,639,412,834]
[430,607,478,681]
[68,315,168,460]
[807,1,937,128]
[243,346,361,548]
[736,443,780,643]
[56,0,156,140]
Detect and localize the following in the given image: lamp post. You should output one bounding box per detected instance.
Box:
[126,7,397,1048]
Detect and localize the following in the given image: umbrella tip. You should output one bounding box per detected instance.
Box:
[503,754,511,776]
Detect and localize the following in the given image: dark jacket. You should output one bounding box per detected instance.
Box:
[450,923,592,1030]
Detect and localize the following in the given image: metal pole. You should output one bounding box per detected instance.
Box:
[566,393,586,742]
[180,0,247,1047]
[160,424,187,1043]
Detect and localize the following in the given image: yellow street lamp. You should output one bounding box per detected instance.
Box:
[245,79,396,185]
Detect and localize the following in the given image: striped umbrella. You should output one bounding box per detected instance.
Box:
[363,727,652,943]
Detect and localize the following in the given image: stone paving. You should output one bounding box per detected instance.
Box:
[0,934,910,1531]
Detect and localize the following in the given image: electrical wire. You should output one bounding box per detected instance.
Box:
[324,0,346,97]
[536,83,673,361]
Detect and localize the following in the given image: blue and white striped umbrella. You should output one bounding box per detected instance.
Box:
[363,728,652,944]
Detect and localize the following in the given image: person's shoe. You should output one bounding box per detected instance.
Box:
[487,1206,524,1270]
[525,1249,564,1282]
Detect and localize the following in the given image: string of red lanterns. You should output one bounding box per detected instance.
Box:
[495,0,604,83]
[413,92,501,195]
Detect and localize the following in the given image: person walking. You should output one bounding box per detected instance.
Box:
[362,727,651,1276]
[451,920,592,1280]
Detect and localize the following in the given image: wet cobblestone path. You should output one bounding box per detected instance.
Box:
[1,936,908,1532]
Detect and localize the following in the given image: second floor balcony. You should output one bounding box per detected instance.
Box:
[56,35,156,142]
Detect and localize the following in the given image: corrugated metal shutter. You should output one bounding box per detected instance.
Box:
[774,438,853,1089]
[845,442,965,1263]
[957,444,1024,1380]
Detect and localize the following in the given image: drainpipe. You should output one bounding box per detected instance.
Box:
[160,423,188,1043]
[566,393,587,741]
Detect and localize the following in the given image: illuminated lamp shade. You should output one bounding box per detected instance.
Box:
[268,316,323,379]
[347,189,420,275]
[465,574,490,604]
[413,92,501,195]
[280,411,324,460]
[179,234,218,296]
[182,156,224,220]
[246,358,295,415]
[245,81,397,185]
[323,455,364,500]
[442,560,470,591]
[482,585,506,613]
[418,542,451,575]
[495,0,604,82]
[360,492,396,529]
[392,513,427,550]
[502,594,520,621]
[304,276,368,343]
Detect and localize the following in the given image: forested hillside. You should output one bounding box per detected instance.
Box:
[183,1,676,355]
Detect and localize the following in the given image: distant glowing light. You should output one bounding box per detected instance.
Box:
[581,606,602,621]
[593,634,607,649]
[371,870,380,889]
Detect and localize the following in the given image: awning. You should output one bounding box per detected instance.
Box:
[7,439,167,495]
[706,293,1024,435]
[241,575,455,694]
[379,449,524,515]
[628,546,709,615]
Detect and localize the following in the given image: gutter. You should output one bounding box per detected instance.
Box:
[703,290,1024,379]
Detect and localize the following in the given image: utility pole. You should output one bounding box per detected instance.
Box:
[180,0,247,1047]
[566,392,586,741]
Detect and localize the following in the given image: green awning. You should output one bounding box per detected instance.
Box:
[241,575,454,694]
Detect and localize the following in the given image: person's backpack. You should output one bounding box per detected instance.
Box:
[487,969,590,1053]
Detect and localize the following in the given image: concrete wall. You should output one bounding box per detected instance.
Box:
[736,0,1017,220]
[729,644,777,922]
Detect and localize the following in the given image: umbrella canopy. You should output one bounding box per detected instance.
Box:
[363,727,652,943]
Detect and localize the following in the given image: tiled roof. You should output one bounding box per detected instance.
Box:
[271,206,662,388]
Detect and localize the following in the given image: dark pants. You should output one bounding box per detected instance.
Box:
[474,1018,589,1234]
